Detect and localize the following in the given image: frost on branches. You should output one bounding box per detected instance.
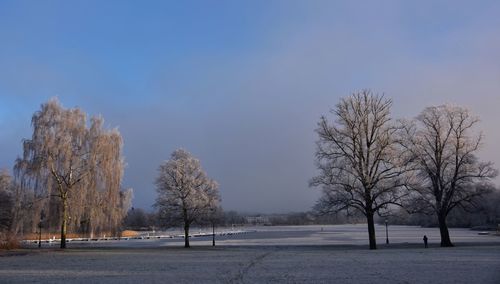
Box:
[310,90,411,250]
[14,99,132,248]
[401,105,498,247]
[155,149,220,248]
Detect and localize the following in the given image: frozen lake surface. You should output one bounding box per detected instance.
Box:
[27,224,500,248]
[3,225,500,283]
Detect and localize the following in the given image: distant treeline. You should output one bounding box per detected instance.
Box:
[124,189,500,230]
[122,208,366,230]
[382,190,500,229]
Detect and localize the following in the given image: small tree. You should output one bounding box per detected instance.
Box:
[310,90,409,249]
[402,105,497,247]
[155,149,220,248]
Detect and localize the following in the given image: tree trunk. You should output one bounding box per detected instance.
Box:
[60,197,67,249]
[366,211,377,250]
[184,222,190,248]
[438,212,453,247]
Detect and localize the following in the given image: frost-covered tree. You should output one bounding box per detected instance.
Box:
[310,90,410,249]
[14,98,131,248]
[155,149,220,248]
[402,105,497,247]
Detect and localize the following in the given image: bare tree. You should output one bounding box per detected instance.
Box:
[401,105,497,247]
[155,149,220,248]
[310,90,409,249]
[0,169,14,234]
[14,98,130,248]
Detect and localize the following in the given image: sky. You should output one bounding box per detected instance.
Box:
[1,1,499,213]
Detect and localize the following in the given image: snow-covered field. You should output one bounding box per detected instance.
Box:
[3,225,500,283]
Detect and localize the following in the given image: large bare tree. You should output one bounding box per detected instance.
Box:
[310,90,409,249]
[14,99,131,248]
[155,149,220,248]
[402,105,497,247]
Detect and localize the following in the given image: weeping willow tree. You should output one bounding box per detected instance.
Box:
[14,99,132,248]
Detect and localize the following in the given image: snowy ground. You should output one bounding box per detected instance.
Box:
[3,225,500,283]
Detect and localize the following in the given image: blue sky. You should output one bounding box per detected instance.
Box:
[1,1,499,213]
